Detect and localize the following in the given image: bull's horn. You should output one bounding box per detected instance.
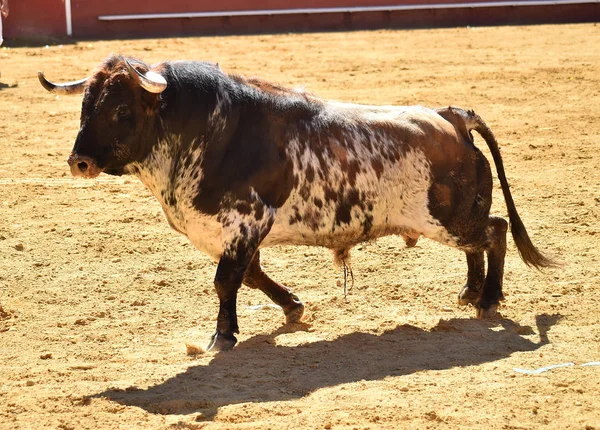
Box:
[37,71,89,95]
[123,58,167,94]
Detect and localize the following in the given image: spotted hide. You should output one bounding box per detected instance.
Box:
[38,55,555,351]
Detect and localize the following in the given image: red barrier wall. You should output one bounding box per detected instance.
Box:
[3,0,65,39]
[3,0,600,40]
[74,1,600,39]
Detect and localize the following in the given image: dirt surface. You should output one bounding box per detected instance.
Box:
[1,23,599,429]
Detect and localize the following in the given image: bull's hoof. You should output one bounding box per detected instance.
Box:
[458,285,480,306]
[403,235,419,248]
[284,301,305,324]
[475,302,500,319]
[206,332,237,352]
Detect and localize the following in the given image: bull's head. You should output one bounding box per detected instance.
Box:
[38,56,167,178]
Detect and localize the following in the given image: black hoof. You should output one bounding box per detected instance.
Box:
[206,332,237,352]
[284,295,305,324]
[458,285,480,306]
[285,302,305,324]
[475,302,500,319]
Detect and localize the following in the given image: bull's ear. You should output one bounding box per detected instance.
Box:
[140,90,164,115]
[38,71,89,95]
[124,58,167,94]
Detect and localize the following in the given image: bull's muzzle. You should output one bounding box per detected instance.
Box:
[67,154,103,178]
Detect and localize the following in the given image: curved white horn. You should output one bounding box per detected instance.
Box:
[38,71,89,95]
[123,58,167,94]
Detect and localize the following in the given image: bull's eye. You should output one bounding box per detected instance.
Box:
[115,106,131,122]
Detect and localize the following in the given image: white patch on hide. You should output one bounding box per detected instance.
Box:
[131,135,223,261]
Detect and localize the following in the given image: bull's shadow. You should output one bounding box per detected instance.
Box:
[94,314,560,417]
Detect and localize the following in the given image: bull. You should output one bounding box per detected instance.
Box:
[38,55,555,351]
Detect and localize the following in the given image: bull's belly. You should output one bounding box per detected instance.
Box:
[262,202,456,250]
[262,220,415,249]
[165,196,456,263]
[168,197,454,263]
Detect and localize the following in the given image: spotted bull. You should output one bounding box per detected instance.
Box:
[38,55,554,351]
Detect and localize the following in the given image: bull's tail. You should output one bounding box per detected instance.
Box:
[463,109,557,269]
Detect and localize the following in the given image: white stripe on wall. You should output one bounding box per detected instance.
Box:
[98,0,599,21]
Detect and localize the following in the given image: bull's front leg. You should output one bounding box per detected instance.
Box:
[207,203,275,352]
[207,250,253,351]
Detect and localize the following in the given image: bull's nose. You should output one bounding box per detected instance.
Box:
[76,161,89,173]
[67,154,103,178]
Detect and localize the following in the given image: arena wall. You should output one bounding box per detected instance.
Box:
[3,0,599,40]
[3,0,66,40]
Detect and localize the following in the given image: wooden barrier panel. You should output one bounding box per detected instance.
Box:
[70,0,600,39]
[75,1,600,39]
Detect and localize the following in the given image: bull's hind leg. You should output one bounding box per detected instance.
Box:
[243,251,304,324]
[476,216,508,318]
[458,251,485,306]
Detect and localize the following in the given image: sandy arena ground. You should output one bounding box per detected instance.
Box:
[0,23,599,429]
